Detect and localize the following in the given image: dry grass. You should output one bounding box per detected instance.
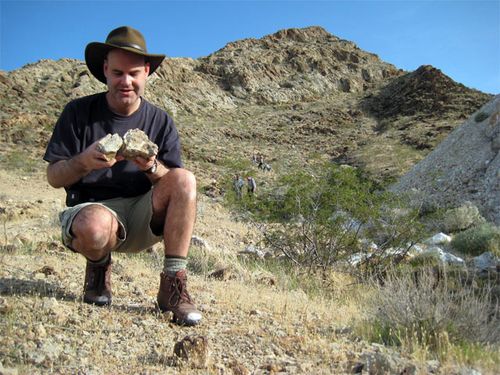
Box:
[355,267,500,373]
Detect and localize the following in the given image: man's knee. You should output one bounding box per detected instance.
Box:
[71,205,115,254]
[160,168,196,199]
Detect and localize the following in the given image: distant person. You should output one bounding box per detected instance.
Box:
[43,26,201,326]
[233,174,244,199]
[247,176,257,196]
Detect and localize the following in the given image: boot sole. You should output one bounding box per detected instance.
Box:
[83,297,112,306]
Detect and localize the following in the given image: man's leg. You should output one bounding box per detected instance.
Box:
[68,205,122,306]
[151,168,202,326]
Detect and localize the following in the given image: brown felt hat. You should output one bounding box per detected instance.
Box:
[85,26,165,84]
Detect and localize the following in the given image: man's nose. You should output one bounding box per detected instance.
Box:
[121,74,132,85]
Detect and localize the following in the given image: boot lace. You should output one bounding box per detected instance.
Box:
[168,275,193,307]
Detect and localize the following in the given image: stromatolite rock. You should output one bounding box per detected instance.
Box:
[173,335,209,369]
[120,129,158,159]
[96,133,123,160]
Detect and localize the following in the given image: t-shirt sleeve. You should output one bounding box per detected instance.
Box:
[157,115,183,168]
[43,102,82,163]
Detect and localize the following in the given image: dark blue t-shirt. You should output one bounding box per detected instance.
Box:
[44,92,182,204]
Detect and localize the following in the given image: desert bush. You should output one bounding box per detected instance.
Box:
[474,111,489,123]
[358,267,499,356]
[451,223,500,257]
[228,163,423,277]
[442,203,486,233]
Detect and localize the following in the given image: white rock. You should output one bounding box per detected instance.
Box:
[424,246,465,265]
[191,235,211,251]
[424,233,452,245]
[239,245,265,258]
[347,252,367,266]
[407,244,425,257]
[472,252,499,271]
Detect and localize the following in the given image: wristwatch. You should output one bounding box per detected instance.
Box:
[145,159,158,174]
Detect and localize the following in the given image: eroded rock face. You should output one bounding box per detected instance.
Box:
[96,133,123,161]
[120,129,158,159]
[392,95,500,225]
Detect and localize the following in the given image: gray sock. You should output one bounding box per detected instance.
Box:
[163,255,187,276]
[88,253,110,265]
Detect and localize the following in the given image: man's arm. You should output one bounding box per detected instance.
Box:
[47,140,118,188]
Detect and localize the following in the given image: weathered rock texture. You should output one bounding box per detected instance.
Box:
[120,129,158,159]
[96,133,123,160]
[197,26,400,104]
[392,95,500,225]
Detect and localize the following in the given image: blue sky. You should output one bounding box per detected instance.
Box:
[1,0,499,93]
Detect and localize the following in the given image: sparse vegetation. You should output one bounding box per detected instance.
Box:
[475,111,489,123]
[451,223,500,256]
[357,266,499,361]
[0,26,497,374]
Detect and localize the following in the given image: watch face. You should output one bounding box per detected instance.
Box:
[146,159,157,174]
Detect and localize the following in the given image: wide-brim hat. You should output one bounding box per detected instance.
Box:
[85,26,165,84]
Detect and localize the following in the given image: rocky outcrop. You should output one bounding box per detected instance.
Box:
[392,95,500,224]
[365,65,490,120]
[363,65,492,149]
[197,26,401,104]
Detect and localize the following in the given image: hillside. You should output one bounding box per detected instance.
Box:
[0,26,492,185]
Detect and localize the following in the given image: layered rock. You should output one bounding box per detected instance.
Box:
[197,26,401,104]
[392,95,500,224]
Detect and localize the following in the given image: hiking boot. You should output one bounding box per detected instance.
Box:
[157,270,202,326]
[83,255,112,306]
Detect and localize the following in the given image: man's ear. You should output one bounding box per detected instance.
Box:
[103,59,109,79]
[145,62,151,76]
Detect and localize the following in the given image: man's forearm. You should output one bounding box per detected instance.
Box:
[47,156,90,188]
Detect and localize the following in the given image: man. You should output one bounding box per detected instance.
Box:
[233,174,244,199]
[247,176,256,196]
[44,26,201,326]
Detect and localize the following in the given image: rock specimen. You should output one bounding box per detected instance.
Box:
[120,129,158,159]
[96,129,158,161]
[96,133,123,161]
[173,335,209,369]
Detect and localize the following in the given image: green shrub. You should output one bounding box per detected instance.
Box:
[227,162,423,277]
[474,111,489,123]
[451,223,500,257]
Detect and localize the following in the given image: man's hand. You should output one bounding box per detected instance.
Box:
[47,138,122,189]
[74,139,122,173]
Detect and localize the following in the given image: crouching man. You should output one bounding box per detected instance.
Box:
[43,26,201,326]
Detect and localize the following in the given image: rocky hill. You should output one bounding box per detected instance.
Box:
[0,26,492,189]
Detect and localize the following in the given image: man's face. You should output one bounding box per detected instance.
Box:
[103,49,150,115]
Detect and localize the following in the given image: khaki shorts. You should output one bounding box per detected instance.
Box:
[59,190,163,253]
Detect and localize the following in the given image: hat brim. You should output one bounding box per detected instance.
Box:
[85,42,165,84]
